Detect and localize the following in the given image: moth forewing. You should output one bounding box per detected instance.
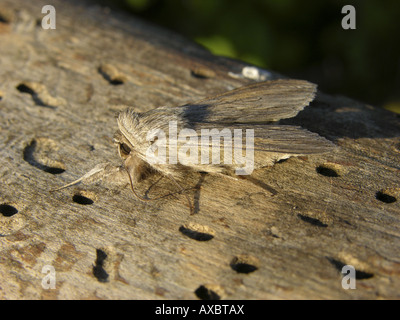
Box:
[178,79,318,124]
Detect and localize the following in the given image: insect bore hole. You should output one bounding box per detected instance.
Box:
[316,165,340,177]
[16,83,35,95]
[327,257,374,280]
[0,10,12,24]
[230,255,259,274]
[376,191,397,204]
[297,214,328,228]
[93,249,109,283]
[179,224,215,241]
[194,285,222,300]
[0,204,18,217]
[72,193,94,205]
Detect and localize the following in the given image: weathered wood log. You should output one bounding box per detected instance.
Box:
[0,0,399,300]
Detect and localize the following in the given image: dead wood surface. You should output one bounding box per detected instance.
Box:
[0,0,399,300]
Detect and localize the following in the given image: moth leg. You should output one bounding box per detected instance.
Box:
[237,175,278,196]
[124,167,194,214]
[214,172,278,196]
[144,175,196,198]
[166,174,194,215]
[145,176,189,201]
[144,175,164,196]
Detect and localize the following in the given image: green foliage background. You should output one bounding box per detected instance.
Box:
[110,0,399,112]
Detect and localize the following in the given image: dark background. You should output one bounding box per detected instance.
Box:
[103,0,399,112]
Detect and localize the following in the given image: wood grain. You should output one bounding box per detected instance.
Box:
[0,0,399,300]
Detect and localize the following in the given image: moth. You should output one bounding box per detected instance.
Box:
[55,79,333,213]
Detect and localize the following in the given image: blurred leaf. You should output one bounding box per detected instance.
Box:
[195,35,237,59]
[384,102,400,114]
[126,0,151,11]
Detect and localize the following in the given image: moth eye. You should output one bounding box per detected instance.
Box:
[119,143,131,157]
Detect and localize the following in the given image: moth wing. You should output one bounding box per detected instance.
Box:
[118,79,317,156]
[158,123,334,172]
[252,125,334,155]
[117,79,330,176]
[176,79,317,124]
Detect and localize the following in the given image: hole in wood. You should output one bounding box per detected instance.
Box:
[109,79,125,85]
[230,255,259,274]
[194,285,221,300]
[35,18,43,27]
[72,194,94,205]
[0,11,12,24]
[179,223,215,241]
[44,167,65,174]
[375,191,397,204]
[0,15,9,23]
[23,139,66,174]
[191,67,216,79]
[0,204,18,217]
[316,165,339,177]
[93,249,109,282]
[276,158,289,164]
[16,82,63,108]
[98,64,127,85]
[327,257,374,280]
[16,83,35,94]
[297,214,328,228]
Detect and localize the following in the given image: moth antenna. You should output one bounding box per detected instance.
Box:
[50,178,84,192]
[50,163,109,192]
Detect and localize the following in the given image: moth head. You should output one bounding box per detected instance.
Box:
[113,130,154,183]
